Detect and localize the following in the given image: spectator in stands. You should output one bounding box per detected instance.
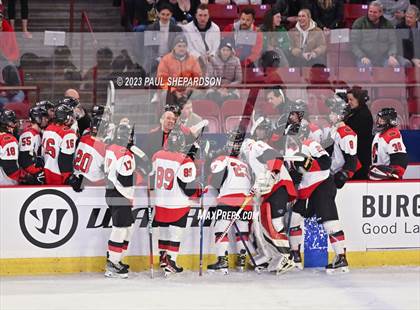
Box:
[206,38,242,103]
[157,34,202,104]
[83,47,113,90]
[283,0,312,25]
[396,5,420,67]
[182,4,220,73]
[351,1,400,68]
[0,65,24,107]
[54,46,81,81]
[378,0,410,26]
[179,98,203,127]
[129,0,158,32]
[311,0,344,33]
[259,8,290,67]
[0,7,20,63]
[224,7,263,68]
[142,3,182,76]
[266,87,292,117]
[6,0,31,38]
[161,0,197,24]
[289,9,327,67]
[345,86,373,180]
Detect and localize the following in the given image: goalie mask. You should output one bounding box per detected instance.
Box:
[376,107,398,133]
[0,109,17,133]
[224,129,246,156]
[90,116,109,138]
[167,129,186,153]
[252,117,273,141]
[326,95,352,123]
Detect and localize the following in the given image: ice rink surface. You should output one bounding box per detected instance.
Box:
[1,267,419,310]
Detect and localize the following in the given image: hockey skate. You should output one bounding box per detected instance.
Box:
[159,251,167,268]
[237,249,246,272]
[107,251,130,270]
[249,253,270,273]
[207,253,229,275]
[326,254,349,274]
[268,254,295,275]
[289,250,303,270]
[163,255,183,277]
[104,260,128,279]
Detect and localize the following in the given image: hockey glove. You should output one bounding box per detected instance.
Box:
[34,156,45,168]
[334,170,349,189]
[289,168,303,185]
[187,142,200,160]
[252,171,276,196]
[368,165,399,180]
[67,174,84,192]
[294,152,313,172]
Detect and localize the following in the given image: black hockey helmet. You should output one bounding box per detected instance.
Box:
[252,116,273,141]
[167,129,186,153]
[287,99,307,124]
[90,115,109,138]
[287,122,310,140]
[58,97,80,109]
[0,109,17,132]
[114,123,132,147]
[376,107,398,132]
[224,129,246,156]
[92,105,105,117]
[54,104,75,125]
[325,95,352,122]
[35,100,55,111]
[29,105,49,127]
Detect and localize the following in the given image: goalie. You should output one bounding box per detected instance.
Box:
[240,117,297,274]
[369,108,408,180]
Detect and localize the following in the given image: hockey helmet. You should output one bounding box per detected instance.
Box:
[287,99,307,124]
[90,115,109,138]
[0,109,17,132]
[252,117,273,141]
[58,97,80,109]
[167,129,186,153]
[36,100,55,111]
[326,95,352,122]
[287,122,310,140]
[376,107,398,132]
[29,105,49,127]
[224,129,246,156]
[54,104,75,125]
[114,123,132,147]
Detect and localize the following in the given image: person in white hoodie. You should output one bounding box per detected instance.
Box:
[289,9,327,67]
[182,3,220,72]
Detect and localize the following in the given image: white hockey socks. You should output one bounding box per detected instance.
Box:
[108,227,129,264]
[323,220,346,255]
[289,212,304,251]
[121,224,134,259]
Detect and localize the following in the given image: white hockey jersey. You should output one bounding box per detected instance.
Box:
[104,144,135,199]
[210,155,251,207]
[0,132,19,185]
[18,127,42,174]
[329,123,357,174]
[74,134,106,183]
[152,150,197,221]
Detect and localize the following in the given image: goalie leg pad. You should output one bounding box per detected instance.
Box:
[260,202,289,251]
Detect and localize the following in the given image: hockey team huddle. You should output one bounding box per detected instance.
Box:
[0,91,409,279]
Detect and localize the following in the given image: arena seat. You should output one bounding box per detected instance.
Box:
[302,67,336,85]
[192,99,221,132]
[372,67,406,99]
[409,114,420,129]
[238,4,271,24]
[337,67,372,84]
[370,98,409,129]
[208,4,238,29]
[408,98,420,114]
[272,67,302,84]
[221,99,254,132]
[344,4,368,27]
[406,67,420,100]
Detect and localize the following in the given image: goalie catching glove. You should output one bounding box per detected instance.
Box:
[368,165,399,180]
[251,170,277,196]
[293,152,313,172]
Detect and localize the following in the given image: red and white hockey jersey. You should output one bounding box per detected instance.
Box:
[0,132,19,185]
[210,155,252,207]
[42,123,77,184]
[152,150,197,222]
[241,138,296,201]
[18,127,42,174]
[104,144,135,199]
[372,127,407,178]
[74,134,106,183]
[329,124,358,175]
[308,122,323,144]
[287,138,330,199]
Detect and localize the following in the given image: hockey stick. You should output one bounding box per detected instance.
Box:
[232,221,258,271]
[215,195,253,243]
[147,174,154,279]
[198,142,205,276]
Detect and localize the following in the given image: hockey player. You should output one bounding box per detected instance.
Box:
[36,100,55,123]
[103,123,136,278]
[42,104,77,185]
[241,118,297,273]
[369,108,408,180]
[207,130,253,274]
[324,96,358,189]
[0,110,20,185]
[151,129,201,275]
[18,105,49,185]
[68,112,109,192]
[286,122,349,273]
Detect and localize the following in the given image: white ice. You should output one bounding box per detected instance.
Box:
[1,267,419,310]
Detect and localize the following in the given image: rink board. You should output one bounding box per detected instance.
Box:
[0,181,419,275]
